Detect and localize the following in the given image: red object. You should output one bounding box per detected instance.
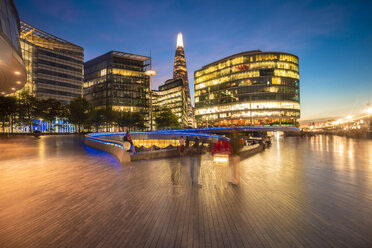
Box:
[211,139,232,155]
[235,64,250,71]
[126,134,133,143]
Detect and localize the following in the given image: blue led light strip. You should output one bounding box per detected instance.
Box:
[86,126,299,148]
[85,137,127,151]
[88,131,228,141]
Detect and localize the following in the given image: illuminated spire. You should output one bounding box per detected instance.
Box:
[177,32,183,47]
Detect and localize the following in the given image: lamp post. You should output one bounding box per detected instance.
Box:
[145,69,157,131]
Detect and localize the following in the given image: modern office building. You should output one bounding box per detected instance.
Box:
[153,78,189,127]
[154,32,194,127]
[194,50,300,127]
[174,33,194,125]
[19,21,84,103]
[0,0,26,95]
[84,51,150,121]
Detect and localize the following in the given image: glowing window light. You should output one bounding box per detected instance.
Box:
[195,101,300,115]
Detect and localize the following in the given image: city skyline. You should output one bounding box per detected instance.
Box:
[15,0,372,120]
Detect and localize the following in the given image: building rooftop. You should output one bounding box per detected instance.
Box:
[85,50,150,65]
[197,50,298,70]
[111,51,150,62]
[20,21,83,51]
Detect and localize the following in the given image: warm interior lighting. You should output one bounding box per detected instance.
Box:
[1,92,5,95]
[367,107,372,114]
[177,32,183,47]
[213,154,229,163]
[16,81,21,84]
[14,71,20,75]
[346,115,352,120]
[145,70,157,76]
[11,87,16,90]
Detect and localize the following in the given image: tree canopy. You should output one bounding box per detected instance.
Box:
[67,97,93,132]
[155,108,180,130]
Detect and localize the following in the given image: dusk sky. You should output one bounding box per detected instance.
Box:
[15,0,372,121]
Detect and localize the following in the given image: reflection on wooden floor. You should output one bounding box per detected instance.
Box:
[0,135,372,247]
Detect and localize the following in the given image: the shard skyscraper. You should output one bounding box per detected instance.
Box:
[173,33,194,126]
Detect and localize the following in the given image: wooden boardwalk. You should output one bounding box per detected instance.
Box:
[0,135,372,247]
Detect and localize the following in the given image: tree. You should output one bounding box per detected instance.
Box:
[17,91,38,133]
[116,111,147,131]
[132,112,146,130]
[37,98,63,132]
[103,107,117,131]
[0,96,17,133]
[67,97,93,133]
[90,108,106,132]
[155,108,180,130]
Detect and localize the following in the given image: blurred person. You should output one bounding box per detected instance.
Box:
[179,136,185,155]
[190,153,202,187]
[229,130,243,186]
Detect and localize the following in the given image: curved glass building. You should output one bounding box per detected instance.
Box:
[0,0,26,95]
[194,50,300,127]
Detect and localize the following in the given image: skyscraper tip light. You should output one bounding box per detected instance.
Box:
[172,32,194,127]
[177,32,183,47]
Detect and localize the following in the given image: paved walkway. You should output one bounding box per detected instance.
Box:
[0,135,372,247]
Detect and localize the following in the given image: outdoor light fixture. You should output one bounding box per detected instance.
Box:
[145,70,157,76]
[213,154,229,163]
[145,67,157,131]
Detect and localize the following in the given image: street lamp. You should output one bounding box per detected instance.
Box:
[145,69,157,131]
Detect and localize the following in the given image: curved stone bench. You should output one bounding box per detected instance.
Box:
[84,135,131,163]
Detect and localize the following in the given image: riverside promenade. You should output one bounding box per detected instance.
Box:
[1,135,372,247]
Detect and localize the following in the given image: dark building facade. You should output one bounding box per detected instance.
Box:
[194,50,300,127]
[153,78,189,127]
[0,0,26,95]
[19,21,84,103]
[84,51,150,121]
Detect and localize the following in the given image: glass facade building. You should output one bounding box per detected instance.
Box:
[171,33,194,127]
[19,21,84,104]
[0,0,26,95]
[153,78,189,127]
[194,50,300,127]
[84,51,150,122]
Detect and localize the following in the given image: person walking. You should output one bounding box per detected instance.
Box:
[185,136,190,148]
[190,153,202,187]
[179,136,185,155]
[229,130,242,186]
[194,137,200,154]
